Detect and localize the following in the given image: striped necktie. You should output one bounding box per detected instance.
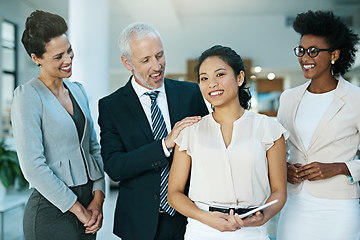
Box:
[145,91,176,216]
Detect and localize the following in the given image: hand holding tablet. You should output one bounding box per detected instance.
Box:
[237,199,278,219]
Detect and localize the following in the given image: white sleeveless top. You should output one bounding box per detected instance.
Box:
[174,110,288,207]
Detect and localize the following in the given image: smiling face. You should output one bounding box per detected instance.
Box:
[32,34,74,80]
[199,56,244,109]
[298,34,338,81]
[122,34,165,90]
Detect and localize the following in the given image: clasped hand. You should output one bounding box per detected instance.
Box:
[287,162,343,184]
[83,201,103,234]
[70,194,104,234]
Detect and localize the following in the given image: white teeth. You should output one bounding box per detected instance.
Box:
[303,64,315,69]
[151,72,160,77]
[210,91,223,96]
[61,65,71,71]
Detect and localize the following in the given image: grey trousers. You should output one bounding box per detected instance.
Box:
[23,181,96,240]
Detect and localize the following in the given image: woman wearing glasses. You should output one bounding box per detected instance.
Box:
[276,10,360,240]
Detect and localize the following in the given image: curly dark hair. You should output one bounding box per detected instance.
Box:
[293,10,359,75]
[195,45,251,110]
[21,10,68,58]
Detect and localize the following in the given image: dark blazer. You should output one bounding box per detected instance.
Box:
[98,77,208,240]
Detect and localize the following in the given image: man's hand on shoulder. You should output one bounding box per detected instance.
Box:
[164,116,202,149]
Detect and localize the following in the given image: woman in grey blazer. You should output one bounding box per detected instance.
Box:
[11,10,105,240]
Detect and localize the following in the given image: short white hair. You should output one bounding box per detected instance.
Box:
[118,22,162,62]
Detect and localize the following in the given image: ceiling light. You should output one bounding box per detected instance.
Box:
[267,73,275,80]
[254,66,262,73]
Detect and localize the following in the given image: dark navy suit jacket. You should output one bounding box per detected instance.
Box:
[98,77,208,240]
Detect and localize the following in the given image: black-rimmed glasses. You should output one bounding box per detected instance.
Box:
[294,46,334,58]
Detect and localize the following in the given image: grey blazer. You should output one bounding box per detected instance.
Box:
[11,78,105,212]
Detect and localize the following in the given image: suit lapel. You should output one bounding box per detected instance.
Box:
[63,81,88,142]
[63,81,87,117]
[123,79,154,142]
[30,78,79,141]
[30,78,76,122]
[289,81,310,153]
[164,79,180,127]
[307,77,348,151]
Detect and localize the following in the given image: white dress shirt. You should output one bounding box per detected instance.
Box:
[131,77,172,156]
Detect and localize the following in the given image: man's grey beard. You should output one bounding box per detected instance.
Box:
[131,64,163,90]
[133,68,154,89]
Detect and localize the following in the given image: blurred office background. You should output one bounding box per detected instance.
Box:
[0,0,360,239]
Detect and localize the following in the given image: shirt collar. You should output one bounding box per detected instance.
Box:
[131,75,166,98]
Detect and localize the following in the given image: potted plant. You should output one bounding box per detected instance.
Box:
[0,141,27,201]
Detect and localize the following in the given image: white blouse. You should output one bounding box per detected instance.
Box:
[175,110,288,207]
[295,89,335,150]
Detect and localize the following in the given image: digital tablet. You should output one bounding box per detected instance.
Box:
[238,199,278,219]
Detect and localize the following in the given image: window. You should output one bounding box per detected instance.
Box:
[1,20,17,138]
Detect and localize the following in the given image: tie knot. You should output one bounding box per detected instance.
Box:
[145,91,159,102]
